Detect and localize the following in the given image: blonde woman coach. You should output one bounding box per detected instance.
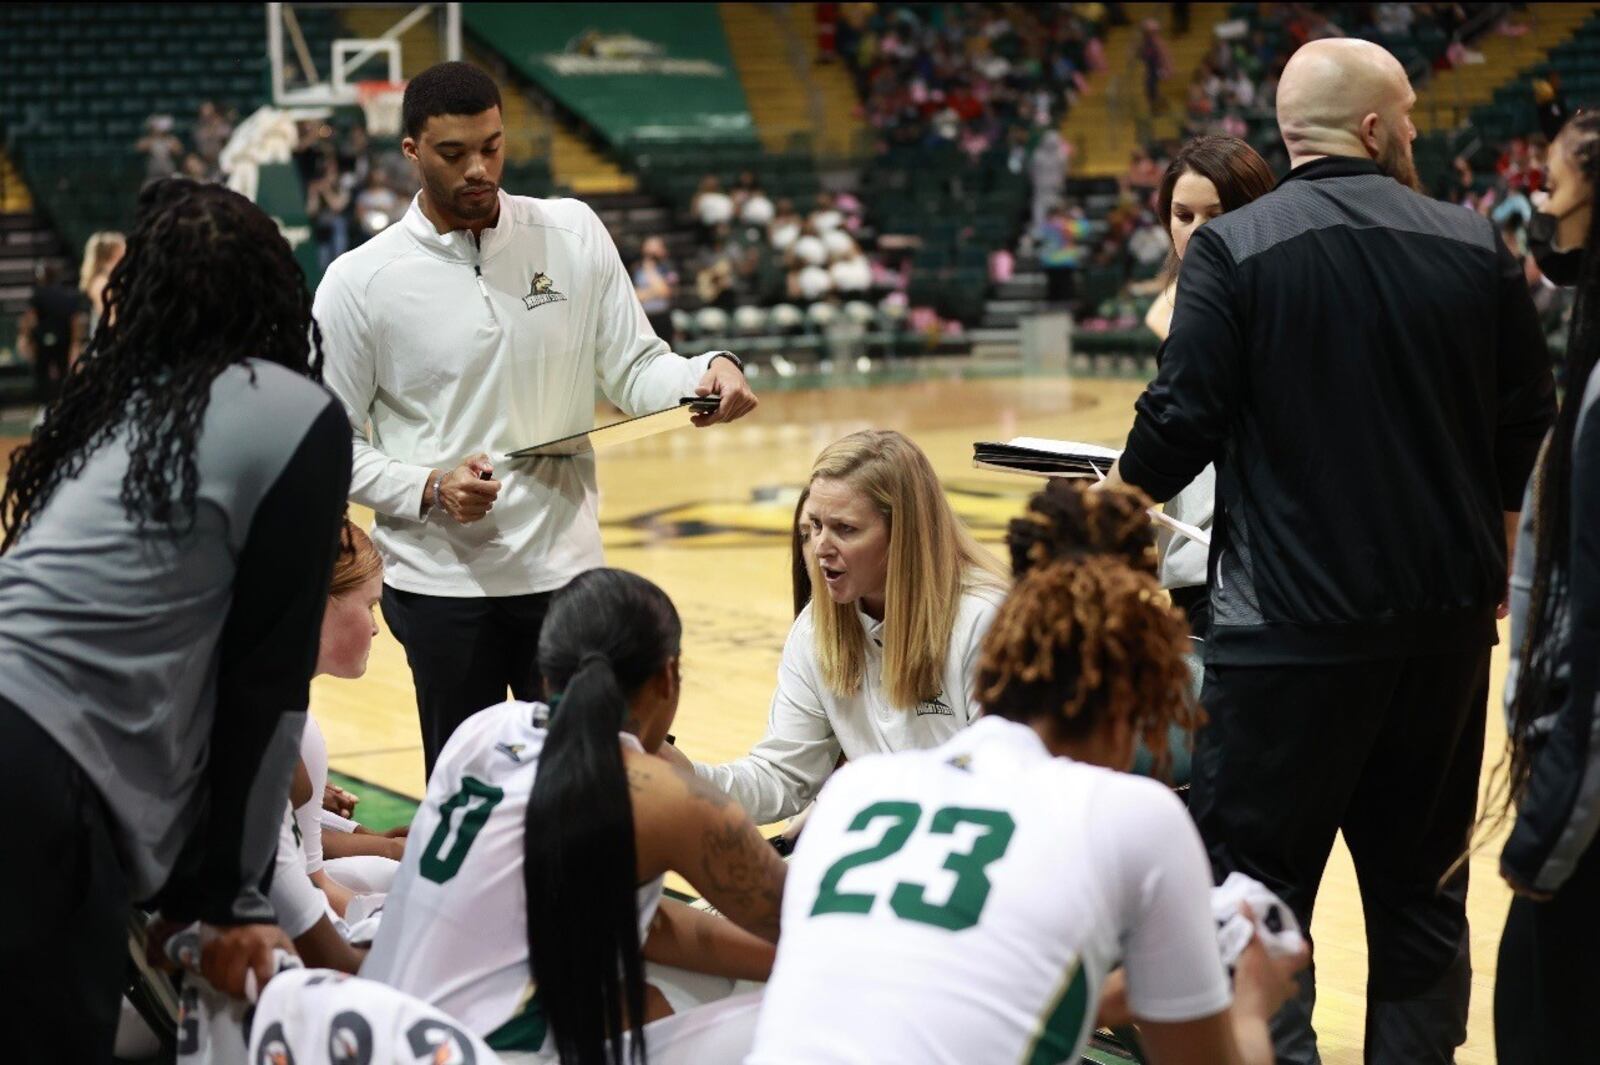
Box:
[686,430,1007,825]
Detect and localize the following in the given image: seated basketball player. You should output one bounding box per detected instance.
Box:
[1007,477,1200,784]
[171,523,387,1062]
[361,568,787,1064]
[289,522,406,912]
[677,429,1008,829]
[746,483,1306,1065]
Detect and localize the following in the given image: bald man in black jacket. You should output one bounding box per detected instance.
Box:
[1107,39,1555,1065]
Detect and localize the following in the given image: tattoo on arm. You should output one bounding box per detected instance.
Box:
[697,816,784,942]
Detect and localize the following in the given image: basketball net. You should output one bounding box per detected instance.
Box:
[356,80,406,138]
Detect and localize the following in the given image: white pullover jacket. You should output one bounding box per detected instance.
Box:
[315,190,718,597]
[697,585,1005,824]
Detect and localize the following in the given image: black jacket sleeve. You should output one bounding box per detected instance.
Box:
[1503,387,1600,893]
[1120,227,1245,503]
[1493,240,1557,509]
[155,398,351,924]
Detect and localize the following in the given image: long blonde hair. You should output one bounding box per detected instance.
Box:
[79,231,126,293]
[808,430,1006,708]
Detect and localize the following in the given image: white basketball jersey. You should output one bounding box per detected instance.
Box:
[361,701,663,1055]
[748,716,1230,1065]
[250,968,504,1065]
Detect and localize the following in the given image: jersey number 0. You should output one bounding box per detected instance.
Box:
[419,776,505,884]
[811,800,1016,931]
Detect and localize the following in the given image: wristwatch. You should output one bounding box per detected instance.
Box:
[708,350,743,373]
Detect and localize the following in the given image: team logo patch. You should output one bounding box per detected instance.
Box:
[522,272,568,310]
[915,692,955,717]
[495,742,526,763]
[945,753,974,772]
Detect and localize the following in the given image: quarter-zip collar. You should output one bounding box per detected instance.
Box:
[401,189,513,264]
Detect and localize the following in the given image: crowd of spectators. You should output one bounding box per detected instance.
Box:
[674,174,884,308]
[825,3,1119,158]
[134,101,236,186]
[290,119,417,271]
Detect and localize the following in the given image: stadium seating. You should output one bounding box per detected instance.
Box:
[0,2,341,255]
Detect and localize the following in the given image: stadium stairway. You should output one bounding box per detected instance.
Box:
[1416,4,1600,135]
[0,150,32,214]
[338,7,635,196]
[719,3,813,155]
[789,3,867,157]
[1066,2,1232,179]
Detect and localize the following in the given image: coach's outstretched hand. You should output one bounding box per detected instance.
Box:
[692,356,759,427]
[431,453,501,524]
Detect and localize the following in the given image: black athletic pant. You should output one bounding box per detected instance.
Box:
[1191,647,1488,1065]
[1495,831,1600,1063]
[381,586,554,780]
[0,696,128,1064]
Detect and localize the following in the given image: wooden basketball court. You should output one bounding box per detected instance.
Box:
[1,368,1515,1063]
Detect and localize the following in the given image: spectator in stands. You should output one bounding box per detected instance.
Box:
[809,191,846,234]
[1035,202,1087,308]
[354,170,405,241]
[633,236,678,343]
[193,101,233,168]
[340,123,373,189]
[16,262,86,405]
[828,234,873,294]
[306,154,352,273]
[770,197,803,251]
[1534,74,1570,143]
[1136,18,1172,111]
[1029,128,1069,229]
[135,115,183,185]
[697,257,738,310]
[180,152,214,183]
[1127,146,1164,202]
[78,231,124,339]
[693,175,735,230]
[741,182,776,226]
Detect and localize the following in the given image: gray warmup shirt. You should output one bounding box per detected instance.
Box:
[0,361,349,923]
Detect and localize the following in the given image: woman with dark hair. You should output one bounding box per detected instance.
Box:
[0,177,350,1060]
[363,567,787,1065]
[748,481,1305,1065]
[1491,110,1600,1064]
[1143,135,1276,638]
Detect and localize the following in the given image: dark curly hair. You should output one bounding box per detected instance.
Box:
[982,480,1198,777]
[1,179,324,551]
[1006,476,1161,578]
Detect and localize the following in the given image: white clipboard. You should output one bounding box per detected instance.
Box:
[506,398,717,459]
[972,438,1212,548]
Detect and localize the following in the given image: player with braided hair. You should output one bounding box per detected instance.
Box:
[0,177,350,1062]
[1490,108,1600,1063]
[1005,477,1201,782]
[748,485,1303,1065]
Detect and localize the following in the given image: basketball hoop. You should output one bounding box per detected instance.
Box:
[356,80,406,138]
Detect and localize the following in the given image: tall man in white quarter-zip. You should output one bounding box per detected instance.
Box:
[315,63,757,775]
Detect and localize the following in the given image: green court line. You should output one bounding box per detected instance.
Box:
[327,769,419,834]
